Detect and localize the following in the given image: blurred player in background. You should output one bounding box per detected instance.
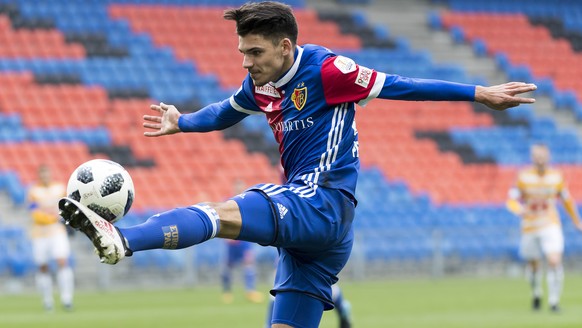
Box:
[60,2,537,327]
[222,240,264,303]
[507,144,582,312]
[28,165,74,311]
[222,179,264,304]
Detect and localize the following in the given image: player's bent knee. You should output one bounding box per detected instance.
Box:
[209,200,243,239]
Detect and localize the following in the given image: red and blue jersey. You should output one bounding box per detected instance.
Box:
[229,45,386,198]
[178,44,475,309]
[178,44,475,200]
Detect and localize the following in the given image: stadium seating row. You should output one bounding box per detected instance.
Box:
[436,8,582,121]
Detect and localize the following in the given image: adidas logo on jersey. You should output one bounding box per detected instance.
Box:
[277,203,288,219]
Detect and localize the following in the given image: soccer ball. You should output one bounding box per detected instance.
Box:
[66,159,134,223]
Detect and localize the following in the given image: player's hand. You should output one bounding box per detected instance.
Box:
[576,222,582,233]
[475,82,537,111]
[143,102,182,137]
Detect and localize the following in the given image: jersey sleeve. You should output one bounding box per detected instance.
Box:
[320,56,386,107]
[229,75,263,115]
[557,174,570,199]
[178,75,263,132]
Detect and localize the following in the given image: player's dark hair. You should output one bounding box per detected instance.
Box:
[224,1,298,46]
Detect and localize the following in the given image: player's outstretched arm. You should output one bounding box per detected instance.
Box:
[143,102,182,137]
[475,82,537,111]
[144,99,248,136]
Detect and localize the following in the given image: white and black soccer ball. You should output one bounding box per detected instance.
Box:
[66,159,134,223]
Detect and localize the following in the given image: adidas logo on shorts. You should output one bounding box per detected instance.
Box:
[277,203,288,219]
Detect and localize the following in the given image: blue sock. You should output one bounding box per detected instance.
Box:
[222,267,232,292]
[119,204,220,252]
[244,265,256,291]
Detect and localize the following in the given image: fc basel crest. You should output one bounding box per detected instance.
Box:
[291,86,307,111]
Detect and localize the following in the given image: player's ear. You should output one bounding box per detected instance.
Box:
[280,38,293,56]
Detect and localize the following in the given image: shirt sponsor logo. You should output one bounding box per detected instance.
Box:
[355,66,373,88]
[333,56,356,74]
[255,84,281,98]
[291,87,307,110]
[162,225,179,249]
[270,117,314,132]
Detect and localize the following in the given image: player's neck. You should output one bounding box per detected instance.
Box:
[535,166,547,176]
[274,46,297,84]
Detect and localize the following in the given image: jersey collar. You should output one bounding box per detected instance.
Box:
[272,46,303,89]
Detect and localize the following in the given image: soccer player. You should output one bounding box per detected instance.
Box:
[507,144,582,312]
[28,165,74,311]
[222,239,264,304]
[59,2,536,327]
[221,179,264,304]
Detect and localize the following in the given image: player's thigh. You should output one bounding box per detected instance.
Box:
[50,233,71,261]
[32,237,51,265]
[519,232,542,261]
[274,228,354,310]
[265,185,355,248]
[540,226,564,264]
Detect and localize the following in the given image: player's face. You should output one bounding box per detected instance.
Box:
[531,145,550,170]
[238,34,293,86]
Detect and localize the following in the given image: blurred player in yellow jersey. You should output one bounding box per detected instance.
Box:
[507,144,582,312]
[27,165,74,311]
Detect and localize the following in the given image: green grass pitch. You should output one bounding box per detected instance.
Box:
[1,275,581,327]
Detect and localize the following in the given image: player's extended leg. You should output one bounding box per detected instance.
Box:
[545,252,564,312]
[58,190,273,264]
[61,185,352,328]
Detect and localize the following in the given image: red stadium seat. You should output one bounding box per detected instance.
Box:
[110,5,360,89]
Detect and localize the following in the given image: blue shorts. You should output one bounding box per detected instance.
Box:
[232,182,355,310]
[225,240,251,266]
